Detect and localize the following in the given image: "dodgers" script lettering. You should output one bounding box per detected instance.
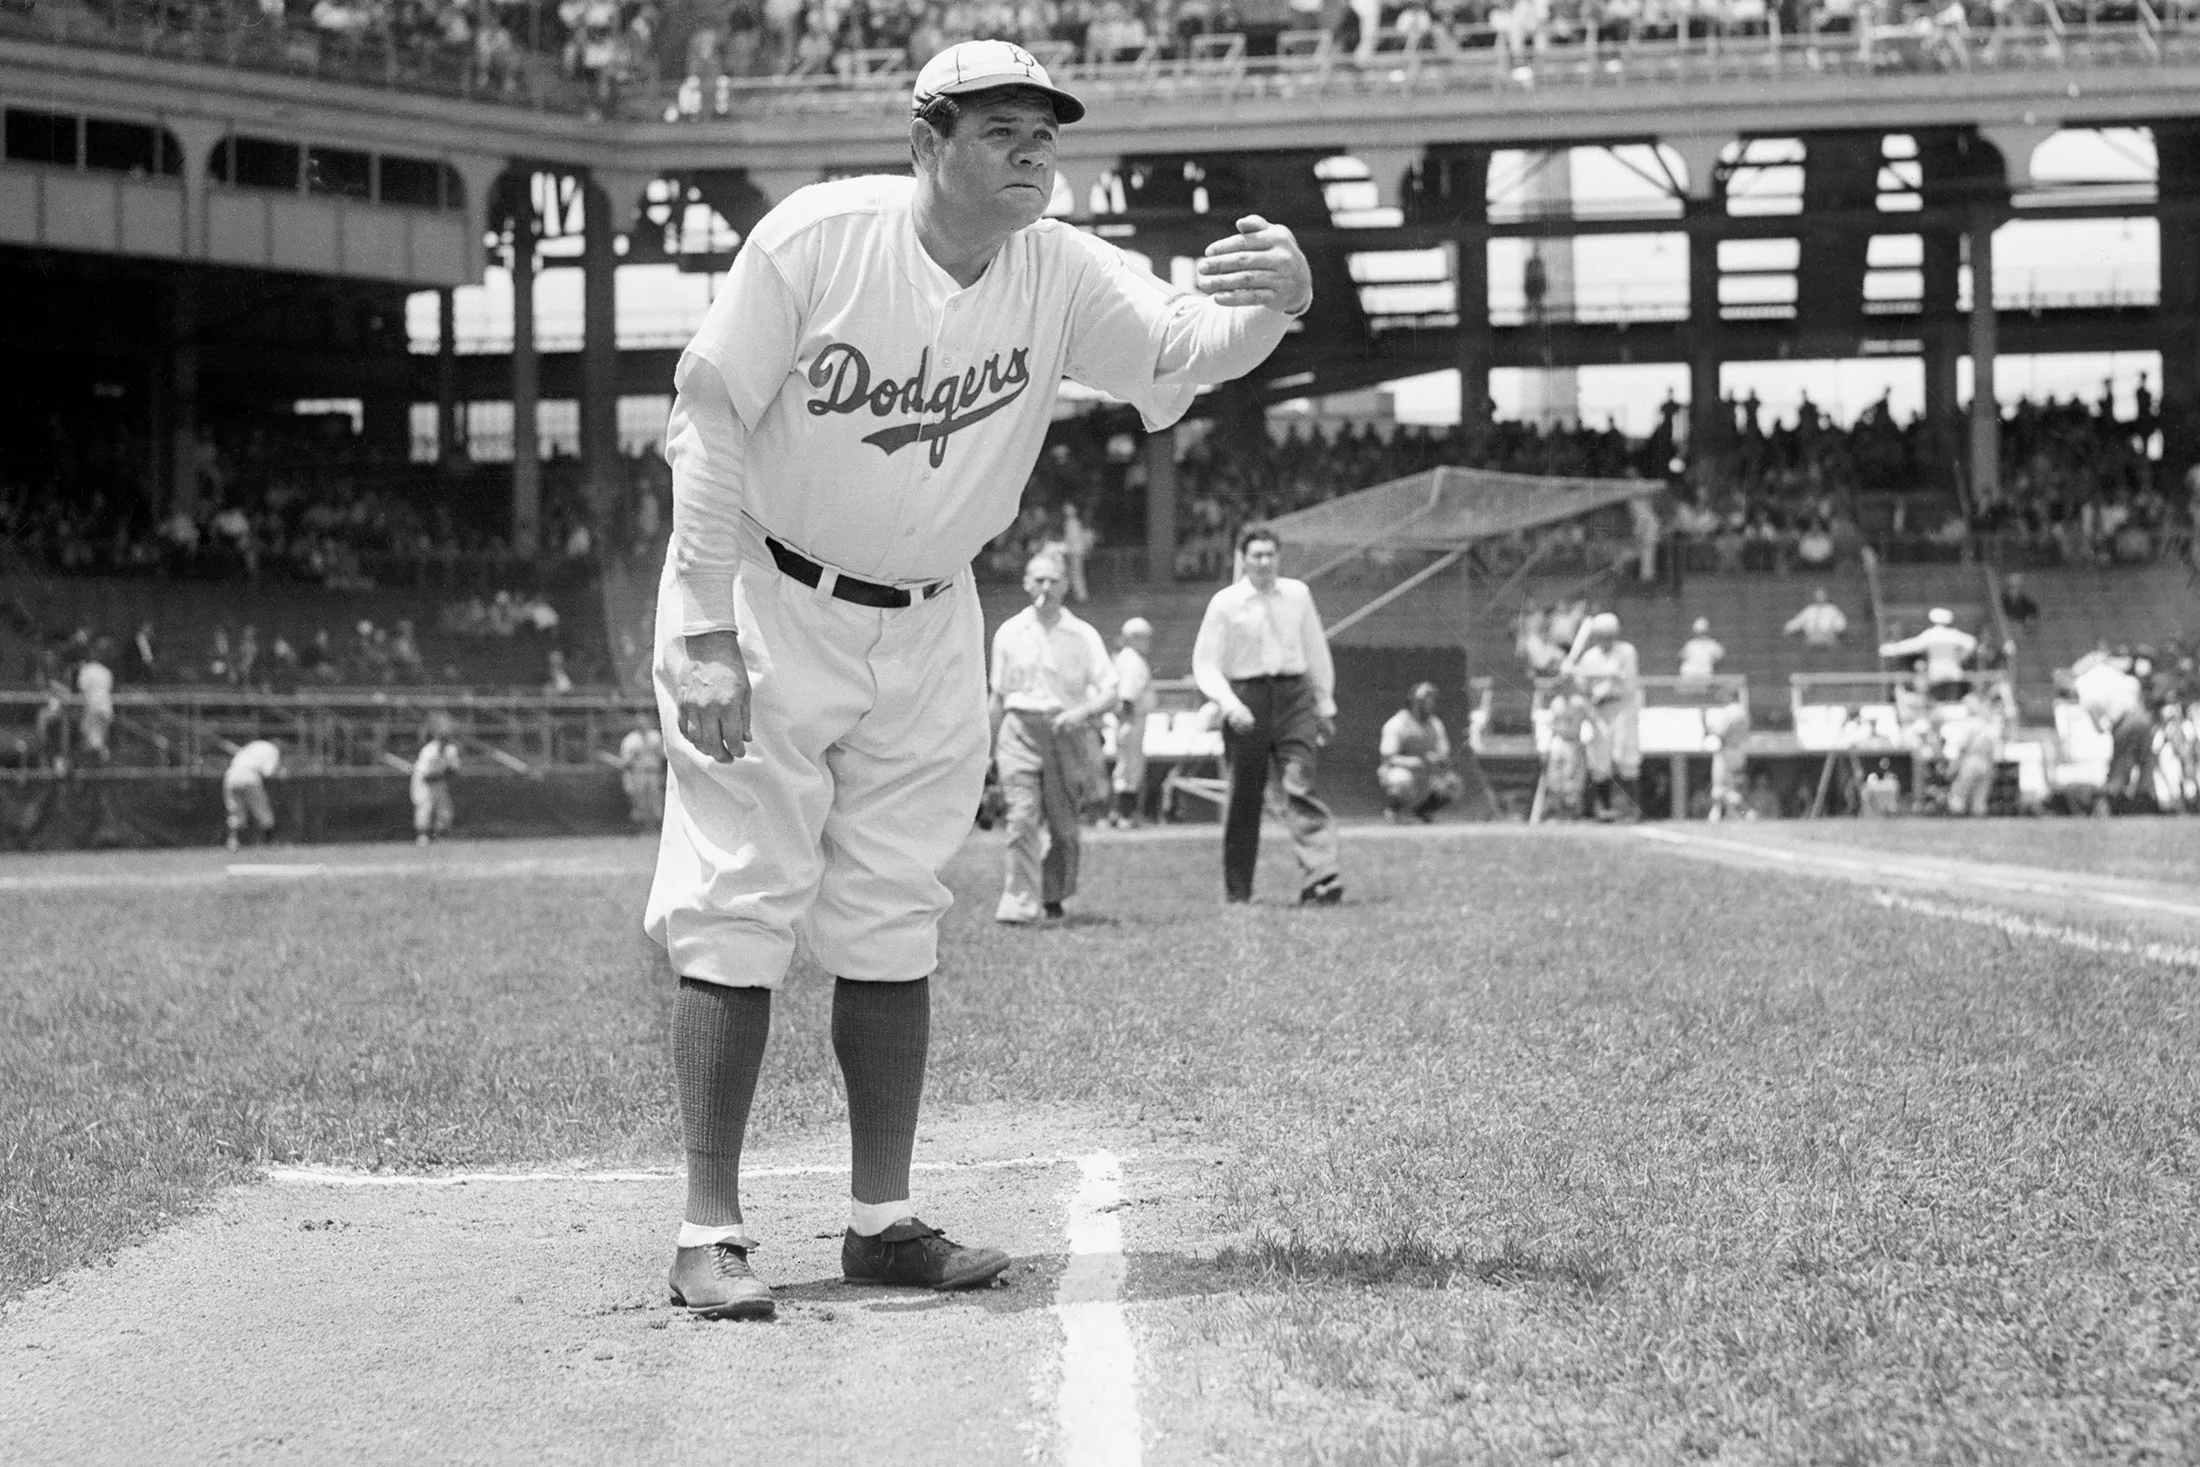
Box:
[805,343,1031,468]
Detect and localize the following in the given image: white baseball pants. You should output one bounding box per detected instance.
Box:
[644,534,990,989]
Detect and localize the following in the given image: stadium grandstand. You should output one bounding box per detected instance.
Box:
[7,0,2200,844]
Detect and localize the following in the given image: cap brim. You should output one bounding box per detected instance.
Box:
[918,73,1085,123]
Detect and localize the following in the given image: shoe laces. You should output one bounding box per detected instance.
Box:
[707,1242,754,1278]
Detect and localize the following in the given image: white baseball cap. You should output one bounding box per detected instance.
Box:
[1928,607,1954,625]
[912,40,1085,124]
[1121,617,1153,638]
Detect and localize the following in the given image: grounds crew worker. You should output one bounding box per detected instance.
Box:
[650,38,1314,1320]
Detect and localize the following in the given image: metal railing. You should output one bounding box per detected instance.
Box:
[1,687,653,779]
[8,4,2198,120]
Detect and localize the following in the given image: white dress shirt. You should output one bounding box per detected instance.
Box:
[1192,576,1336,719]
[990,607,1117,715]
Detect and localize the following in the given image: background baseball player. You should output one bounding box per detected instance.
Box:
[1192,525,1341,906]
[618,711,667,830]
[1107,616,1156,827]
[411,714,461,846]
[988,548,1116,923]
[222,738,282,850]
[1377,681,1462,822]
[1559,611,1642,821]
[651,38,1314,1320]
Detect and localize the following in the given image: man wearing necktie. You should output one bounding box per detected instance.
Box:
[1191,525,1343,905]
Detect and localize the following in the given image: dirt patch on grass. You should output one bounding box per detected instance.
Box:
[0,1105,1171,1466]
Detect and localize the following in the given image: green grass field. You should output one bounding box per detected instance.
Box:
[5,826,2198,1461]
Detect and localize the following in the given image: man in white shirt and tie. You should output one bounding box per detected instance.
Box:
[989,549,1117,923]
[1191,525,1341,905]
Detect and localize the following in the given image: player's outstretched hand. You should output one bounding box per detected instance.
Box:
[1195,215,1313,315]
[676,630,752,762]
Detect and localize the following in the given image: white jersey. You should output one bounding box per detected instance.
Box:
[411,739,461,798]
[620,728,665,768]
[225,739,281,784]
[76,660,114,715]
[665,174,1295,634]
[1114,645,1154,718]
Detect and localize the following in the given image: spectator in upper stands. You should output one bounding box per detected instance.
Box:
[124,620,159,685]
[1999,572,2040,632]
[1783,587,1849,648]
[544,648,576,694]
[1878,607,1977,702]
[1677,617,1725,683]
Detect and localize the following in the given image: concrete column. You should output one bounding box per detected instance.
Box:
[2157,124,2200,494]
[166,118,226,261]
[1921,227,1962,489]
[1144,425,1177,582]
[1410,145,1491,437]
[1966,209,2000,505]
[1686,201,1722,461]
[1455,229,1491,436]
[436,286,463,470]
[510,220,541,556]
[1520,149,1578,429]
[579,178,621,533]
[168,272,200,515]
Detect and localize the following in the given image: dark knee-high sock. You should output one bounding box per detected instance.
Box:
[831,976,930,1208]
[673,977,771,1228]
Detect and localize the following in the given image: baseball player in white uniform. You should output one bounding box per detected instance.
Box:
[618,712,667,829]
[411,717,462,845]
[1108,616,1156,826]
[650,38,1313,1320]
[1559,611,1643,821]
[222,738,282,849]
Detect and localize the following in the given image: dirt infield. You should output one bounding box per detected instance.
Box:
[0,1109,1241,1466]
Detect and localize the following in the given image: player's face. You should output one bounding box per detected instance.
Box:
[1242,539,1279,590]
[1025,560,1066,608]
[935,95,1058,233]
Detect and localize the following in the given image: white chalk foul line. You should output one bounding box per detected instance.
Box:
[1872,890,2200,970]
[264,1154,1076,1187]
[1635,826,2200,921]
[1053,1150,1142,1467]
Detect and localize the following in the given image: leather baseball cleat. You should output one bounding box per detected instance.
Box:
[1298,875,1344,906]
[667,1242,777,1320]
[842,1219,1011,1290]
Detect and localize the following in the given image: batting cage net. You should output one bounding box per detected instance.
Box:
[1263,464,1656,642]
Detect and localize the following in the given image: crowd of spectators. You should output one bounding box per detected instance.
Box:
[981,383,2189,596]
[2,413,622,590]
[1677,380,2188,574]
[49,0,2156,121]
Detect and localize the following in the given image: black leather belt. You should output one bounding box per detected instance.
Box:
[766,537,950,609]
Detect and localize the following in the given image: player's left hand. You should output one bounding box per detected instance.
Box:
[1051,707,1087,732]
[1195,215,1313,316]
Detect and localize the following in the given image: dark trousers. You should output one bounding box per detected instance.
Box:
[2107,710,2158,810]
[1221,673,1340,900]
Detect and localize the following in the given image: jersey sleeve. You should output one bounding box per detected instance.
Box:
[680,239,804,432]
[1060,231,1294,432]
